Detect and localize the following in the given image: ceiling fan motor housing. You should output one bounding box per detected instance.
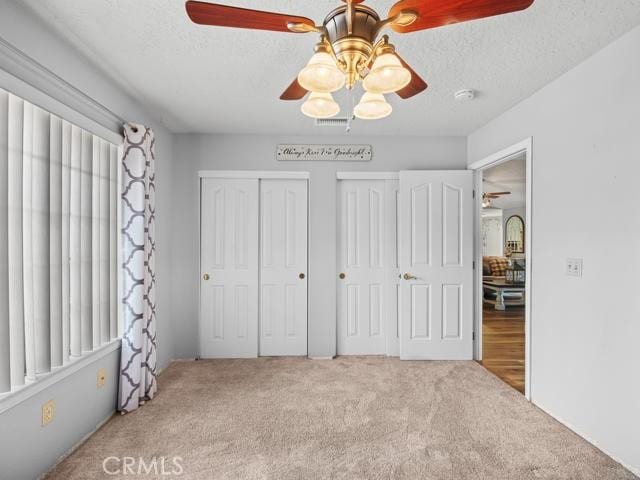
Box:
[324,5,380,88]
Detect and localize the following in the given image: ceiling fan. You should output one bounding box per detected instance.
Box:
[482,191,511,208]
[185,0,535,120]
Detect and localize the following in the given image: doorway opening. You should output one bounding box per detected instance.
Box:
[470,139,532,399]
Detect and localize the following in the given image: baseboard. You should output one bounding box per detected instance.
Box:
[38,411,116,480]
[534,400,639,477]
[309,356,335,360]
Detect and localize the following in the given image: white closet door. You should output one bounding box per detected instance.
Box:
[398,171,474,360]
[385,180,401,357]
[200,178,259,358]
[337,179,387,355]
[259,179,308,356]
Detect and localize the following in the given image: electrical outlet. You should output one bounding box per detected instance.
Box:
[566,258,583,277]
[42,399,55,426]
[97,368,107,389]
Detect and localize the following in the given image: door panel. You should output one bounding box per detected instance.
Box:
[338,179,389,355]
[200,178,259,358]
[399,171,473,360]
[385,181,400,356]
[259,179,308,356]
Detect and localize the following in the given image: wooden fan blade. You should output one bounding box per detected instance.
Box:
[280,78,308,101]
[395,55,428,99]
[388,0,534,33]
[186,1,315,33]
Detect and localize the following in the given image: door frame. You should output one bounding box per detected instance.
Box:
[197,171,310,358]
[468,138,533,400]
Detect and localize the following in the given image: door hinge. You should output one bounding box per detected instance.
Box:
[473,189,476,199]
[472,331,476,341]
[473,260,476,270]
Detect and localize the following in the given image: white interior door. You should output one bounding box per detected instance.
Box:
[337,179,396,355]
[259,179,308,356]
[399,171,474,360]
[385,180,401,357]
[200,178,259,358]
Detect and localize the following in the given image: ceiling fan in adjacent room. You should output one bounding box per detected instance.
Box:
[185,0,535,120]
[482,191,511,208]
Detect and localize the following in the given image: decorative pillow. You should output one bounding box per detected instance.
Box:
[482,257,492,276]
[488,257,509,277]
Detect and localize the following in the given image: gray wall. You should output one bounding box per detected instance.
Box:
[171,134,467,358]
[0,2,175,478]
[468,25,640,475]
[0,349,119,480]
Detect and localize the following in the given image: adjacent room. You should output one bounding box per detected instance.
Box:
[0,1,639,479]
[480,155,527,394]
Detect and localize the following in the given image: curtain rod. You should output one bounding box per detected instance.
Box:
[0,35,138,134]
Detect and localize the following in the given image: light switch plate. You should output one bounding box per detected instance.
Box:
[97,368,107,389]
[566,258,583,277]
[42,399,55,426]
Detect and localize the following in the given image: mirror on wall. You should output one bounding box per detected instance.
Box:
[505,215,525,253]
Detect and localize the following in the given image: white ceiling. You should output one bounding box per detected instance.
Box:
[482,155,526,210]
[19,0,640,135]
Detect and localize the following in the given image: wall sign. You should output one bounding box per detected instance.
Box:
[277,144,372,162]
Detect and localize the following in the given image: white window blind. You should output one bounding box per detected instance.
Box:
[0,87,119,395]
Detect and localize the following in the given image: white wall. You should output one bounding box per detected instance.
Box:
[0,2,175,478]
[468,25,640,475]
[171,134,467,358]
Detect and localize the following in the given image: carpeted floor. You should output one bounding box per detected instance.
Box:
[46,358,636,479]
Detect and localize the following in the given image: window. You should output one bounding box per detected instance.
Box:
[0,87,119,395]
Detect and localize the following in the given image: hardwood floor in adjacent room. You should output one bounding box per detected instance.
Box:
[480,303,525,394]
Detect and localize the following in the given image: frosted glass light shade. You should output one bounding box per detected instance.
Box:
[354,92,392,120]
[297,52,345,93]
[301,92,340,119]
[363,53,411,94]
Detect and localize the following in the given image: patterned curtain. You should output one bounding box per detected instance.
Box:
[119,124,157,413]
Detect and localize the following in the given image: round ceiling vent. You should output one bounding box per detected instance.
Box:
[454,89,476,101]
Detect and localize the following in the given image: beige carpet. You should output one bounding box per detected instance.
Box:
[46,358,636,479]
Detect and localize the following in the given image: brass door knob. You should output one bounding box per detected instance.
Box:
[299,273,305,279]
[202,273,210,281]
[403,273,417,280]
[339,273,346,279]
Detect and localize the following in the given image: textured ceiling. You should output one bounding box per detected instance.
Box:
[18,0,640,135]
[483,156,526,210]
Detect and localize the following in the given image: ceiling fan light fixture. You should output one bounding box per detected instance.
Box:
[297,52,345,93]
[301,92,340,119]
[354,92,392,120]
[186,0,537,122]
[363,53,411,94]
